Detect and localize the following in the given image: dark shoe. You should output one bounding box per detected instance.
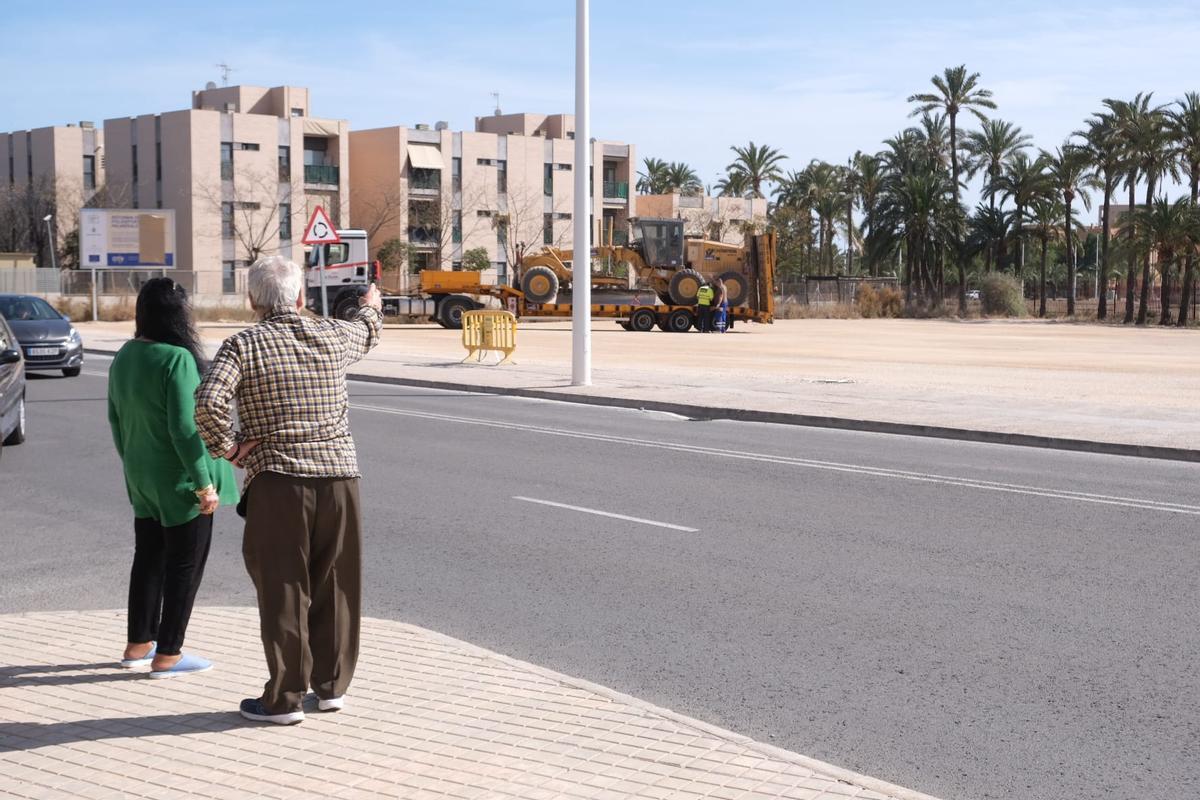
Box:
[239,698,304,725]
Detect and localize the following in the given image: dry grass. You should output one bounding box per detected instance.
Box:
[192,305,258,323]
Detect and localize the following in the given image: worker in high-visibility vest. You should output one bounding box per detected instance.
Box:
[696,282,715,332]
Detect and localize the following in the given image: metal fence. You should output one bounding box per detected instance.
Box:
[0,268,246,300]
[776,276,900,305]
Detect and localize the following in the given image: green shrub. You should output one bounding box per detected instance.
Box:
[980,274,1026,317]
[461,247,490,272]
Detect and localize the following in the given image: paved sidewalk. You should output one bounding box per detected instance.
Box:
[0,608,939,800]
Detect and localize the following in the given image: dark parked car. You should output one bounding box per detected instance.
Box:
[0,313,27,452]
[0,294,83,377]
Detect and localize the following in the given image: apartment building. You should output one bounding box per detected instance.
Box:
[349,111,635,282]
[0,123,104,264]
[635,193,768,245]
[102,85,349,295]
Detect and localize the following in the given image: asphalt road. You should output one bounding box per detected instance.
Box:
[3,354,1198,800]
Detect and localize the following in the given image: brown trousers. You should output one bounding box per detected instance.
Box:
[243,471,362,714]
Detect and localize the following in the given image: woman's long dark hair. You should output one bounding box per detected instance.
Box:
[135,278,206,371]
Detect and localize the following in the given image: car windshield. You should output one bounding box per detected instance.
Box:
[0,296,59,321]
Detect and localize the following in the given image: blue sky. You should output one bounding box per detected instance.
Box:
[5,1,1199,202]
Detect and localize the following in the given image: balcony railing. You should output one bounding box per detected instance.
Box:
[304,164,339,185]
[603,181,628,199]
[220,162,234,180]
[409,178,441,195]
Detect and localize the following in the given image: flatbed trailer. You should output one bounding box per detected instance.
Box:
[382,233,777,332]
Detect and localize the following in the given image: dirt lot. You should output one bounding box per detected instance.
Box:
[78,317,1200,451]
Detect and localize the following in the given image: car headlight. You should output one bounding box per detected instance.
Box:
[67,328,81,345]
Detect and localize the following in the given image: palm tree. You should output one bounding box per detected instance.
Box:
[727,142,787,198]
[636,157,669,195]
[663,162,702,196]
[1026,196,1063,317]
[1076,112,1126,320]
[855,153,885,276]
[715,170,750,198]
[908,66,996,314]
[990,151,1050,282]
[1107,93,1175,324]
[963,119,1031,209]
[1132,198,1200,325]
[1168,92,1200,325]
[1042,144,1095,316]
[968,204,1008,273]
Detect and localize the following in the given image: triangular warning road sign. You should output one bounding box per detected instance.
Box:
[301,206,341,245]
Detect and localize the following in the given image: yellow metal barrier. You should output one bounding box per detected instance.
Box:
[461,310,518,365]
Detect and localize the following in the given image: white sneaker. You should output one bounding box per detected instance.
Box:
[317,696,344,712]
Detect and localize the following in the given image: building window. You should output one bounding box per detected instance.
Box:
[477,210,494,218]
[131,144,139,207]
[451,157,461,192]
[566,131,575,139]
[83,155,96,191]
[222,261,238,294]
[554,212,572,220]
[497,160,507,194]
[279,203,291,240]
[155,143,163,181]
[304,137,329,166]
[235,142,260,151]
[451,261,462,270]
[544,213,553,245]
[476,158,497,167]
[221,202,234,238]
[497,219,508,250]
[452,210,462,243]
[544,163,553,196]
[555,163,572,171]
[278,145,290,181]
[291,108,304,117]
[410,167,440,192]
[220,142,233,179]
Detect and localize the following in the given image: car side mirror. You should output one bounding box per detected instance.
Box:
[61,312,71,321]
[0,349,21,365]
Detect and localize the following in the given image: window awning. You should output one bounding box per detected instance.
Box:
[407,144,444,170]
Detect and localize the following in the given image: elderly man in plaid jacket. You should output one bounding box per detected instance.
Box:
[196,255,382,725]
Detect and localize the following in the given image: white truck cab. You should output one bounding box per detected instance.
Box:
[304,229,380,319]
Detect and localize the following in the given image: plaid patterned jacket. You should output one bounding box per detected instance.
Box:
[194,306,382,485]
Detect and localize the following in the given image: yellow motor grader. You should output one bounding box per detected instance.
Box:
[516,217,756,307]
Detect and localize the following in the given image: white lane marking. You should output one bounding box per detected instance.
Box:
[513,496,699,532]
[82,370,109,378]
[351,402,1200,517]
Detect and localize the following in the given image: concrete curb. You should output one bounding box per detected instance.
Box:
[85,346,1200,463]
[406,617,945,800]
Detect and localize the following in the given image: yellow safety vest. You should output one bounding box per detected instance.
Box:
[697,286,714,306]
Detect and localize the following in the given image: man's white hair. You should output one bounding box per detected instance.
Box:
[248,255,303,312]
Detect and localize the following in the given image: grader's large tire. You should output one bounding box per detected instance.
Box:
[719,271,750,307]
[667,269,704,306]
[521,266,559,304]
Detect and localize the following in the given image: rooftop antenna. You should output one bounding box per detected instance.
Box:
[491,91,501,116]
[215,62,234,86]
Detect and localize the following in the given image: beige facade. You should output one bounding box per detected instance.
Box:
[350,112,635,284]
[0,123,104,263]
[102,85,349,295]
[636,193,768,245]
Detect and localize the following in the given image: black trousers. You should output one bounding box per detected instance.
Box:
[128,514,214,655]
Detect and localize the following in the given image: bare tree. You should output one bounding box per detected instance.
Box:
[0,176,56,267]
[492,182,571,270]
[198,169,305,265]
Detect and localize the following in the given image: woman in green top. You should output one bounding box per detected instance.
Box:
[107,278,238,678]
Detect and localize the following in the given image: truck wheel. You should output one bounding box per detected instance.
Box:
[629,308,657,332]
[333,294,361,321]
[438,295,475,329]
[719,271,750,306]
[668,269,703,305]
[521,266,559,304]
[663,308,694,332]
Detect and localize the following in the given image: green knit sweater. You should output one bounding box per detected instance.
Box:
[107,340,238,527]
